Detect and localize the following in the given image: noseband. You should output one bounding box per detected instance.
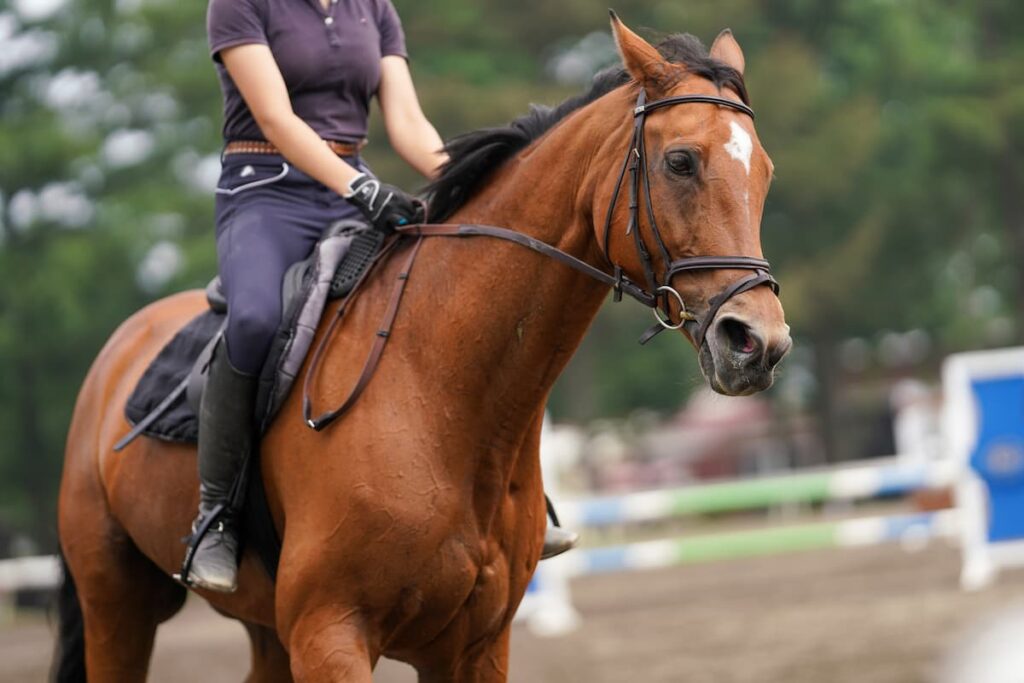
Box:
[602,90,779,347]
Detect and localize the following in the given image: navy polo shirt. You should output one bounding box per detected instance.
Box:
[207,0,407,143]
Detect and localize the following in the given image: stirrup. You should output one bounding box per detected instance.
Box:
[173,502,228,586]
[541,494,579,560]
[541,526,580,560]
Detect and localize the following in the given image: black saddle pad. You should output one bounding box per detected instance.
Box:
[124,310,224,444]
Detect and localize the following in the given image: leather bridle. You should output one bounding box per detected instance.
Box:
[302,86,782,432]
[602,89,779,347]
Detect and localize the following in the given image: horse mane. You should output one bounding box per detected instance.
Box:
[424,33,749,222]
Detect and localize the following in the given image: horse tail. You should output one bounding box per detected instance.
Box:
[50,551,86,683]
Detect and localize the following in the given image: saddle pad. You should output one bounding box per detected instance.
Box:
[123,225,377,444]
[124,310,224,444]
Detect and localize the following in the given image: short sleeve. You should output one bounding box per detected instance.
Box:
[207,0,268,63]
[376,0,407,59]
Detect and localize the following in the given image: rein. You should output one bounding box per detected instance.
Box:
[302,222,648,431]
[302,89,780,431]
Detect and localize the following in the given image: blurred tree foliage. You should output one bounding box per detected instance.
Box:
[0,0,1021,547]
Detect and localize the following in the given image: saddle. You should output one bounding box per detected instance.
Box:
[120,220,385,447]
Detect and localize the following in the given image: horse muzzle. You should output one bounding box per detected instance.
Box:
[699,315,792,396]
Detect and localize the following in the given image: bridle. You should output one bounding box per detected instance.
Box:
[302,85,781,431]
[602,89,779,347]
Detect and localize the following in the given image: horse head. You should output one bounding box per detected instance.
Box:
[598,15,791,396]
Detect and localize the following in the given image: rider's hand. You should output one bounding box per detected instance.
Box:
[344,173,425,233]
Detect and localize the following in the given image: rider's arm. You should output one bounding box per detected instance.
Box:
[378,56,448,180]
[220,44,362,197]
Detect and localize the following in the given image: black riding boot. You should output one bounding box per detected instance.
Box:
[184,343,258,593]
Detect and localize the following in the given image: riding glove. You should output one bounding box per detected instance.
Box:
[344,173,425,233]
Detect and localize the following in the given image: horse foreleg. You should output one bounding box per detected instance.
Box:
[285,607,376,682]
[243,621,294,683]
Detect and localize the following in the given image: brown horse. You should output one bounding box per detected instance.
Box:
[54,16,789,682]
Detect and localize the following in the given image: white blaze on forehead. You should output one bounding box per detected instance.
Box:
[724,120,753,175]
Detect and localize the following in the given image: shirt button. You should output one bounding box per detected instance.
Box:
[324,16,334,25]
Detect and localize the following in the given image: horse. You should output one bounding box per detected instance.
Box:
[54,15,790,682]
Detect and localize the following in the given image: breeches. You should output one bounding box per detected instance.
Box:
[214,153,367,375]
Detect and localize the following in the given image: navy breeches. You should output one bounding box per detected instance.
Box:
[214,153,367,375]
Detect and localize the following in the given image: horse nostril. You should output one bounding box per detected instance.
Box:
[718,318,761,357]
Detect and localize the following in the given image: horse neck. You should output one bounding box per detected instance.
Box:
[399,103,628,533]
[300,94,631,543]
[425,101,624,430]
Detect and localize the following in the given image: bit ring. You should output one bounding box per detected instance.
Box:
[652,286,694,330]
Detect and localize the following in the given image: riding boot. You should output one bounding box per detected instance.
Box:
[540,494,579,560]
[185,343,258,593]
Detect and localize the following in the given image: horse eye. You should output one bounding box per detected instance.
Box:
[666,150,696,176]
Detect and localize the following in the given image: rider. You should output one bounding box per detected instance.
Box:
[190,0,578,592]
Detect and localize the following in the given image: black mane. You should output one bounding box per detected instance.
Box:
[424,33,749,222]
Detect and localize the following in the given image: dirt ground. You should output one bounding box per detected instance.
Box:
[6,543,1024,682]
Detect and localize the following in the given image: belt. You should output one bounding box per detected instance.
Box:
[223,139,366,157]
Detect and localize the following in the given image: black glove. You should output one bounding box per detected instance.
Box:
[344,173,425,233]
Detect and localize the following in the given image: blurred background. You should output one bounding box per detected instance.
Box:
[2,0,1024,681]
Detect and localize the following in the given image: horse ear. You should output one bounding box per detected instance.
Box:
[710,29,745,75]
[609,11,675,94]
